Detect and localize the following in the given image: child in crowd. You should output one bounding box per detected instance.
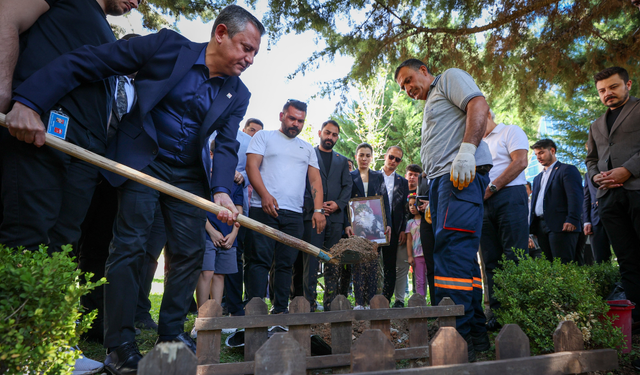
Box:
[406,194,426,297]
[192,138,243,338]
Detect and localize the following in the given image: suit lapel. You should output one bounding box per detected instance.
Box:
[392,173,401,209]
[315,147,328,180]
[139,44,202,116]
[545,162,561,197]
[611,97,640,135]
[353,171,365,197]
[198,79,237,142]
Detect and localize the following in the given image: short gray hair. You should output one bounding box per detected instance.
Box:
[212,5,265,39]
[489,109,496,121]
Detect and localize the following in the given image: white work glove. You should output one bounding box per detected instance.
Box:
[450,142,477,190]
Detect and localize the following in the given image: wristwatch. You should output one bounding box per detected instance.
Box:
[314,208,325,214]
[488,183,498,193]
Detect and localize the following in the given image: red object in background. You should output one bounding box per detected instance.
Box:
[606,299,635,354]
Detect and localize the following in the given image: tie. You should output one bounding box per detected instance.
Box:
[116,76,128,120]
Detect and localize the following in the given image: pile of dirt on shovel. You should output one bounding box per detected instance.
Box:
[329,237,379,263]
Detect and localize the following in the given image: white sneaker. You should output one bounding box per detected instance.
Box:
[354,305,365,310]
[190,326,198,339]
[71,354,104,375]
[365,306,370,310]
[221,328,237,334]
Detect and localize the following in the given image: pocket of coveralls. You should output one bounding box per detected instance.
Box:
[442,186,482,233]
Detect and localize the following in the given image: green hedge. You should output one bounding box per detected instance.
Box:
[0,245,105,374]
[493,250,624,354]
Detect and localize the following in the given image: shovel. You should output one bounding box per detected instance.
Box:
[0,113,366,264]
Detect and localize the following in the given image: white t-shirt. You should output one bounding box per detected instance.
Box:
[484,123,529,187]
[247,130,319,213]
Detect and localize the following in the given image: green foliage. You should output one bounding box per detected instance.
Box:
[0,245,105,374]
[332,65,423,172]
[493,250,624,354]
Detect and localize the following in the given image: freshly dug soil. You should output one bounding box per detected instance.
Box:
[329,237,379,263]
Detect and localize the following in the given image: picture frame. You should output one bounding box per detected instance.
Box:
[347,195,389,246]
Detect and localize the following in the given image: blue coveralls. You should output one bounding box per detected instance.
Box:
[430,171,489,337]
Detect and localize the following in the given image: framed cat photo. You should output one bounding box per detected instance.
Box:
[348,195,389,246]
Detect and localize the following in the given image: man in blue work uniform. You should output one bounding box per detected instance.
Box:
[4,5,265,374]
[395,59,492,362]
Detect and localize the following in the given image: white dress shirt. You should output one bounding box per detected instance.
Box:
[383,170,395,208]
[534,161,558,217]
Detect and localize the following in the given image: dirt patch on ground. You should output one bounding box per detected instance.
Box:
[329,237,379,263]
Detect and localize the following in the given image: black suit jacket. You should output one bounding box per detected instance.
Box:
[380,171,409,235]
[303,147,353,223]
[529,161,582,232]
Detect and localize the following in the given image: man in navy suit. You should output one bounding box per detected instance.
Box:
[529,139,583,263]
[4,5,264,373]
[379,146,410,305]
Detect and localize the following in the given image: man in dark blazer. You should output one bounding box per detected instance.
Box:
[4,6,264,373]
[529,139,582,263]
[293,120,352,311]
[582,173,611,263]
[379,146,410,303]
[586,66,640,324]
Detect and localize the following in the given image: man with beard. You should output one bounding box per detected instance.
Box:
[586,66,640,338]
[4,5,265,373]
[291,120,352,311]
[245,99,326,314]
[0,1,136,373]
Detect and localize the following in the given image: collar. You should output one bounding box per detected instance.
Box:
[487,123,505,137]
[544,160,558,172]
[197,44,229,81]
[382,168,395,177]
[426,75,442,100]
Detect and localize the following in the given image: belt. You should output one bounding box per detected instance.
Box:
[476,164,492,175]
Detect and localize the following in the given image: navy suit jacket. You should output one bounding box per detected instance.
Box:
[529,161,582,232]
[349,169,392,228]
[13,29,249,194]
[303,148,353,223]
[380,171,409,235]
[583,172,601,227]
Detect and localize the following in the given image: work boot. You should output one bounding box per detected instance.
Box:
[471,331,491,352]
[463,334,477,363]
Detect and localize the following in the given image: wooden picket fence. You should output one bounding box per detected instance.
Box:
[136,294,619,375]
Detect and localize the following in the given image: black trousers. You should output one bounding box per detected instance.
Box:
[0,127,105,252]
[244,208,303,313]
[591,221,612,263]
[530,217,579,264]
[480,186,529,311]
[380,230,400,302]
[104,159,206,347]
[599,188,640,321]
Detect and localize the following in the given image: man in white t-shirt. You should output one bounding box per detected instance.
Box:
[244,99,326,314]
[479,110,529,328]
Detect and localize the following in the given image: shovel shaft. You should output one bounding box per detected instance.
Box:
[0,113,335,263]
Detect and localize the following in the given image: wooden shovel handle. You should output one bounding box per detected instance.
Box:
[0,113,336,264]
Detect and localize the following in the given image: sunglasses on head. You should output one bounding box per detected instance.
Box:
[387,155,402,163]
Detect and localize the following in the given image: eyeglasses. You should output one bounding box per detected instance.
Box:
[387,155,402,163]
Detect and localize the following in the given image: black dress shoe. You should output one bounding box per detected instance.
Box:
[135,318,159,331]
[104,342,142,375]
[156,332,197,354]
